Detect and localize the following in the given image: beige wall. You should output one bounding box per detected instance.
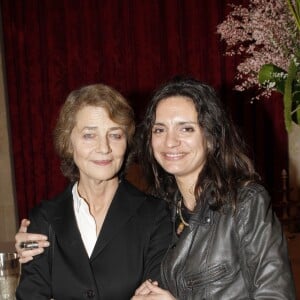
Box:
[0,16,18,250]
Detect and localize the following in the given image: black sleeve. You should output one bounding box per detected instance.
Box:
[16,205,52,300]
[143,198,172,284]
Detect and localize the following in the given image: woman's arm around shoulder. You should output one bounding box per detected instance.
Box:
[16,205,53,299]
[15,219,50,263]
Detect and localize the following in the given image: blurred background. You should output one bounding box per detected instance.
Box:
[0,0,293,240]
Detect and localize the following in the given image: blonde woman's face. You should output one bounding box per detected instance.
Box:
[70,105,127,183]
[151,96,206,183]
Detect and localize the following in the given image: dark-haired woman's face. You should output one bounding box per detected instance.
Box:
[151,96,206,183]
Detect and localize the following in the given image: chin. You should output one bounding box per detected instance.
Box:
[88,172,117,182]
[163,167,184,177]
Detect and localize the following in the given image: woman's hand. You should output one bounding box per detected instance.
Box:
[15,219,50,263]
[134,279,158,296]
[131,280,176,300]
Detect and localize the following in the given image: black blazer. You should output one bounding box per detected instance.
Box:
[16,179,172,300]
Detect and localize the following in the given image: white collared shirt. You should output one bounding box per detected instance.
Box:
[72,182,97,257]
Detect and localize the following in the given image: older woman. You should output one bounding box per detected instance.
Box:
[132,77,295,299]
[16,84,172,300]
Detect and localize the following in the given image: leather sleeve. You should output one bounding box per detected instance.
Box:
[235,185,296,299]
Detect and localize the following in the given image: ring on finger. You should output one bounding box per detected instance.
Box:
[19,241,39,250]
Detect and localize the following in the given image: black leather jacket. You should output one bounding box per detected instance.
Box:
[161,183,296,299]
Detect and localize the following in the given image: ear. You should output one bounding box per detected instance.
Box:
[206,139,213,152]
[66,140,74,156]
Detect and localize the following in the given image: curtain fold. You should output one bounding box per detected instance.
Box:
[0,0,287,219]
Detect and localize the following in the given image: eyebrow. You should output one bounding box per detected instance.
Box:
[153,121,198,126]
[82,126,97,130]
[108,126,125,132]
[81,126,124,131]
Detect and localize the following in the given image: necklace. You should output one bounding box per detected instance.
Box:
[177,200,190,227]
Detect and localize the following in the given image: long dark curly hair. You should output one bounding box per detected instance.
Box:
[137,76,260,211]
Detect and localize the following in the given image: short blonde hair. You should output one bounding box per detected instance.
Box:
[53,84,135,181]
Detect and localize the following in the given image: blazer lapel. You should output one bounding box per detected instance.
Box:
[49,188,89,262]
[90,180,145,261]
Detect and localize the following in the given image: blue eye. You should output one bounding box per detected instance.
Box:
[110,134,121,139]
[83,133,95,139]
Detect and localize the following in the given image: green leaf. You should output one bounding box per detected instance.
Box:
[296,106,300,124]
[293,102,300,124]
[287,0,300,32]
[284,59,298,131]
[292,90,300,125]
[258,63,286,94]
[258,60,300,130]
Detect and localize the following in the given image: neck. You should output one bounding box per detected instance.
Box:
[77,177,119,210]
[76,177,120,236]
[176,177,197,211]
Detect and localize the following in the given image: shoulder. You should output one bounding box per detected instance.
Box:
[30,184,73,218]
[237,182,270,208]
[234,182,274,229]
[120,179,169,209]
[119,180,171,227]
[119,179,147,197]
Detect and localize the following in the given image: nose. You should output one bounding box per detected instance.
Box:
[165,130,180,148]
[95,136,112,154]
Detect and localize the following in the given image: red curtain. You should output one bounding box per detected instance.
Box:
[0,0,287,220]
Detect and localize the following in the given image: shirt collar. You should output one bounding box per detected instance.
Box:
[72,182,88,213]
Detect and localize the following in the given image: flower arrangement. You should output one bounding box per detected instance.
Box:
[217,0,300,131]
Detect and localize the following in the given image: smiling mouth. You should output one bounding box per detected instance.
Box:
[163,153,185,160]
[92,160,112,166]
